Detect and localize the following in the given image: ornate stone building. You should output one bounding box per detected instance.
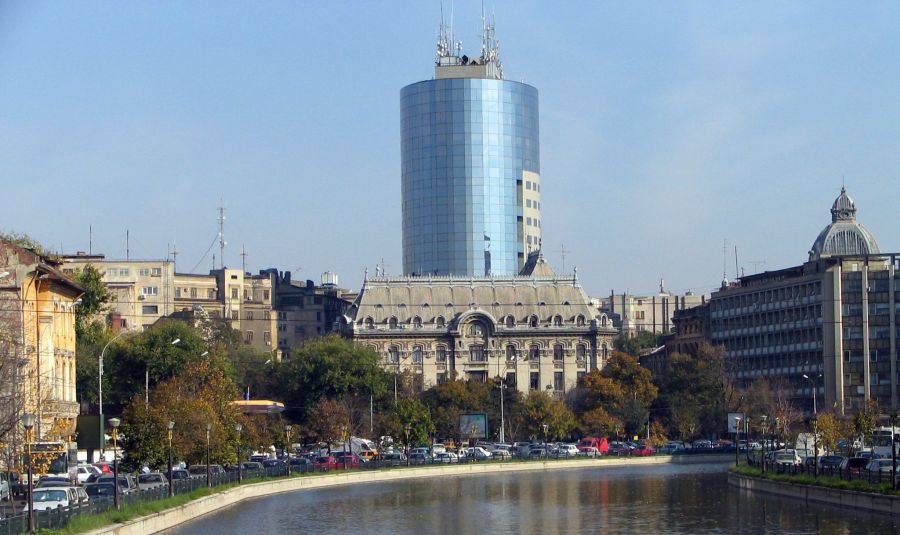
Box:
[341,252,617,394]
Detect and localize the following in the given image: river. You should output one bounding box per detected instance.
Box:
[163,462,898,534]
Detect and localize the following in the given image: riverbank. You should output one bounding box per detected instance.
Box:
[729,469,900,516]
[78,454,731,535]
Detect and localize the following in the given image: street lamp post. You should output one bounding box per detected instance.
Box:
[760,415,768,472]
[99,331,128,421]
[498,379,506,444]
[167,421,175,497]
[542,424,549,447]
[23,413,35,533]
[285,425,293,475]
[811,415,819,477]
[734,416,742,467]
[404,424,411,467]
[340,424,348,470]
[109,418,121,510]
[205,422,212,487]
[802,373,822,417]
[235,424,243,484]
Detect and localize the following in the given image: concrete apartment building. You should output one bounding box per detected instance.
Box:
[62,253,352,358]
[1,239,83,444]
[596,284,708,336]
[678,188,896,415]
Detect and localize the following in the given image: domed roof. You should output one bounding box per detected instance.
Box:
[810,187,880,259]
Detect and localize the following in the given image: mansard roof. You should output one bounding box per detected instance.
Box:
[810,187,880,259]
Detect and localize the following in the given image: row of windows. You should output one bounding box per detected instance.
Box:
[712,282,822,314]
[525,199,541,209]
[176,287,217,299]
[364,314,589,329]
[711,305,822,331]
[384,344,606,363]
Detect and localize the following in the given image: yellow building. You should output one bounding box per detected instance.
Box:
[0,239,83,443]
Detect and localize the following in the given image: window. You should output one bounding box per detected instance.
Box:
[470,345,486,362]
[389,317,398,329]
[505,315,515,328]
[263,331,271,345]
[470,323,484,336]
[436,347,447,362]
[231,287,239,299]
[207,289,216,299]
[412,347,423,364]
[576,345,586,360]
[190,287,197,298]
[576,315,585,326]
[389,348,400,363]
[278,323,286,332]
[554,371,564,391]
[141,305,158,314]
[263,290,270,300]
[530,372,540,391]
[577,371,585,382]
[437,372,448,384]
[505,372,516,388]
[244,331,253,344]
[553,344,564,361]
[553,315,563,326]
[139,268,151,277]
[529,344,540,361]
[231,310,239,320]
[140,286,158,296]
[436,316,446,328]
[246,311,254,320]
[364,317,374,329]
[413,316,422,329]
[506,344,517,361]
[529,315,539,328]
[244,290,250,300]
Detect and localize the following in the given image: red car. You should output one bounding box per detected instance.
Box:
[333,453,361,469]
[93,463,113,474]
[313,455,338,470]
[632,445,656,457]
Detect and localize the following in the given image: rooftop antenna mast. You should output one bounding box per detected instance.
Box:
[721,239,728,285]
[241,244,247,273]
[559,243,570,274]
[734,245,739,280]
[217,203,226,269]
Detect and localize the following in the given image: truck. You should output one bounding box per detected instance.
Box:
[577,437,609,455]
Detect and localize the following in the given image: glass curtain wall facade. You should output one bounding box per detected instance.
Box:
[401,78,540,276]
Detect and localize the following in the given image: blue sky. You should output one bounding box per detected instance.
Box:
[1,1,897,297]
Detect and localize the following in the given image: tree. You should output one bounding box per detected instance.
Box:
[378,397,434,448]
[854,399,879,451]
[73,264,112,342]
[0,231,57,259]
[420,380,491,445]
[578,406,622,438]
[655,344,727,439]
[277,335,388,426]
[518,391,576,441]
[304,397,349,449]
[615,331,662,357]
[104,320,212,409]
[120,359,242,468]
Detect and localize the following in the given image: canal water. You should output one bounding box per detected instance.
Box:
[163,463,899,534]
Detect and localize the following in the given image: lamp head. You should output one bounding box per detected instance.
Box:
[206,422,212,431]
[109,418,121,429]
[285,424,293,433]
[167,421,175,430]
[235,424,243,433]
[22,413,35,430]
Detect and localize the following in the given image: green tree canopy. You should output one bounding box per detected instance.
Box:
[614,331,662,357]
[517,391,576,441]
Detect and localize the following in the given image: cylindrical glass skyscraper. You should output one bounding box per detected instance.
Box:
[401,31,540,277]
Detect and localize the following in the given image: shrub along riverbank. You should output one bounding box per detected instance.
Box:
[731,464,900,496]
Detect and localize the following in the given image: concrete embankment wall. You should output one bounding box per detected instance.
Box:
[87,455,730,535]
[729,472,900,516]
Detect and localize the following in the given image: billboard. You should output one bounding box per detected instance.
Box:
[459,413,488,440]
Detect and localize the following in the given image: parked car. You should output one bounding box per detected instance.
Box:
[557,444,580,458]
[170,469,190,481]
[262,459,286,469]
[358,450,378,462]
[187,465,225,478]
[73,464,101,484]
[773,451,802,467]
[36,476,72,488]
[839,457,871,474]
[632,445,656,457]
[488,447,512,459]
[577,447,601,458]
[313,455,338,470]
[577,437,609,455]
[289,458,312,471]
[24,487,77,511]
[96,474,139,493]
[529,447,548,458]
[381,452,407,466]
[462,447,492,461]
[434,452,459,463]
[241,462,264,472]
[334,453,362,468]
[93,463,113,474]
[818,455,845,469]
[137,472,168,491]
[865,459,897,473]
[608,442,632,456]
[84,482,120,500]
